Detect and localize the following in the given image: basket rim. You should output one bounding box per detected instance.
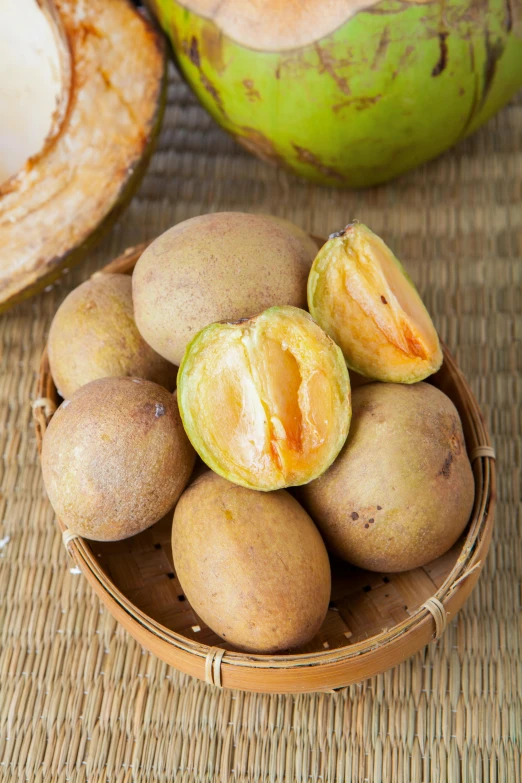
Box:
[33,242,496,677]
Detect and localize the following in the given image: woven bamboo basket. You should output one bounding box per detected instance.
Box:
[33,243,496,694]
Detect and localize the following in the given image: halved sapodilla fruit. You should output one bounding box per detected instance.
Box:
[308,223,443,383]
[0,0,166,311]
[177,306,351,491]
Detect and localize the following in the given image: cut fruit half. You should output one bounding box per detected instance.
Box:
[307,223,443,383]
[163,0,379,52]
[0,0,166,311]
[177,306,351,491]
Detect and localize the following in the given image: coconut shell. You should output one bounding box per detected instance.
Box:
[148,0,522,187]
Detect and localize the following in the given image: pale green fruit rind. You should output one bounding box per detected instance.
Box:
[177,322,228,485]
[148,0,522,187]
[307,224,442,383]
[177,306,351,491]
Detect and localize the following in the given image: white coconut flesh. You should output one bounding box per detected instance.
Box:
[0,0,63,185]
[179,0,384,51]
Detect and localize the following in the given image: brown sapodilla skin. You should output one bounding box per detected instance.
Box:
[42,377,195,541]
[299,383,475,573]
[261,215,319,263]
[172,471,331,653]
[132,212,313,366]
[48,274,177,399]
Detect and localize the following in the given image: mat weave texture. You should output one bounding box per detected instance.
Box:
[0,66,521,782]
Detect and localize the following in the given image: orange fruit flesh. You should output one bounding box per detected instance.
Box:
[368,234,436,357]
[308,223,442,383]
[179,307,350,489]
[209,333,334,483]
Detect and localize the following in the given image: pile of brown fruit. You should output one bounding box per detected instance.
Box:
[42,213,475,654]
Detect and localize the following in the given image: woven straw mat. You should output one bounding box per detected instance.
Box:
[0,66,520,783]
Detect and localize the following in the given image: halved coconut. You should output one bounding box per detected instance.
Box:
[0,0,166,311]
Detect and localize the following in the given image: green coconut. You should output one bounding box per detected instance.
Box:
[147,0,522,187]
